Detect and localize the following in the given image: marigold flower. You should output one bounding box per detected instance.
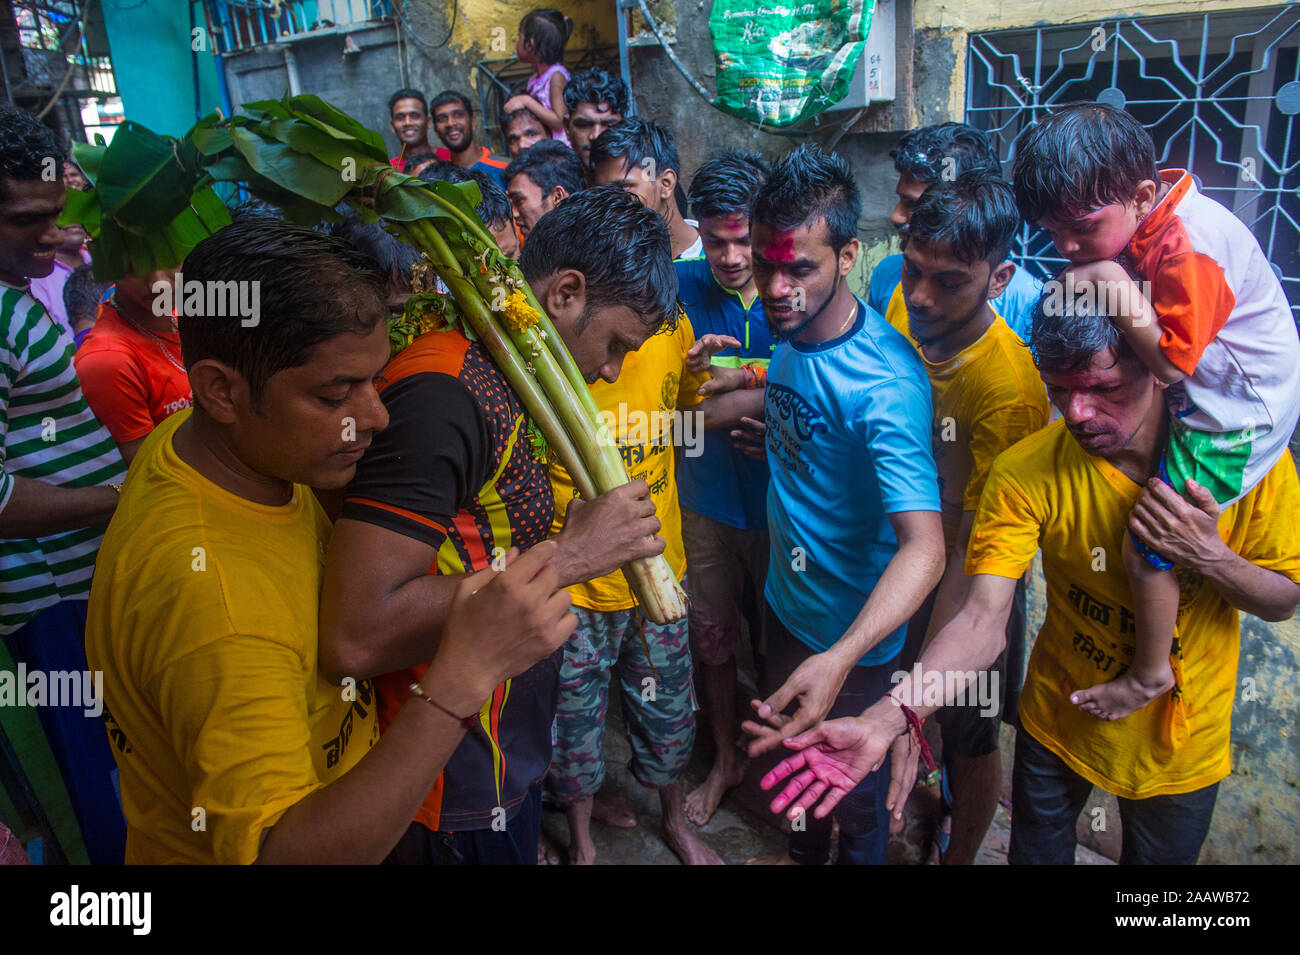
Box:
[502,290,541,332]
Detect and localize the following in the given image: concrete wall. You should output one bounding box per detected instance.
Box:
[220,0,620,159]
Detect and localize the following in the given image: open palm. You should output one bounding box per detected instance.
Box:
[759,717,894,821]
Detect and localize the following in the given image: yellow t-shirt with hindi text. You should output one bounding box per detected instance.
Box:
[886,283,1049,549]
[966,419,1300,799]
[549,313,709,611]
[84,409,378,864]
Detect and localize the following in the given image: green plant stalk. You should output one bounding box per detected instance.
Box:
[372,177,600,427]
[402,189,599,424]
[529,301,602,422]
[484,293,685,622]
[395,218,598,501]
[398,206,615,486]
[401,213,685,621]
[494,319,682,621]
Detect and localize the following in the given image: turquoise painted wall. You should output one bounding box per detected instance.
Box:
[101,0,225,137]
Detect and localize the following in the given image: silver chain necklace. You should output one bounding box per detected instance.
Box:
[110,293,185,374]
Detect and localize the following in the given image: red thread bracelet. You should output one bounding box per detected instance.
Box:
[409,682,478,730]
[899,702,940,785]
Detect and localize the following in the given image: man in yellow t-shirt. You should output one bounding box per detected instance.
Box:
[886,172,1049,864]
[84,221,576,863]
[754,282,1300,866]
[545,310,755,865]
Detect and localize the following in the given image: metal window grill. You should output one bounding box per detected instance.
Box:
[5,1,116,97]
[204,0,392,54]
[967,5,1300,321]
[2,1,119,139]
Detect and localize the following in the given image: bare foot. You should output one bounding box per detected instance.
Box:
[538,829,562,865]
[662,820,726,865]
[745,852,799,865]
[563,796,598,865]
[569,838,597,866]
[1071,663,1174,721]
[684,758,745,826]
[591,791,637,829]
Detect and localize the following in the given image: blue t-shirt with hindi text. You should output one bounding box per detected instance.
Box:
[867,252,1044,343]
[674,257,776,530]
[763,299,940,666]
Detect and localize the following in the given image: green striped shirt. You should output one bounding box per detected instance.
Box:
[1,284,124,634]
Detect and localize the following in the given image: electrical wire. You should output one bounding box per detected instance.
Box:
[394,0,456,52]
[633,0,712,103]
[631,0,808,138]
[35,0,94,119]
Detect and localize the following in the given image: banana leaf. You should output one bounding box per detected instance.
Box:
[57,95,688,621]
[60,187,99,237]
[94,121,196,229]
[64,182,232,281]
[273,93,388,160]
[71,140,105,184]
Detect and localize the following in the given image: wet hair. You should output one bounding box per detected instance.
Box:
[388,88,428,116]
[418,161,514,231]
[751,144,861,254]
[562,68,629,116]
[63,263,109,326]
[0,106,65,203]
[501,104,544,134]
[1011,102,1158,225]
[504,140,586,199]
[907,170,1020,267]
[327,215,420,289]
[229,196,284,222]
[519,9,572,65]
[404,150,438,169]
[890,122,1001,184]
[466,168,514,231]
[589,118,680,178]
[178,220,388,409]
[688,149,769,221]
[430,90,473,116]
[1029,272,1141,374]
[417,160,469,185]
[519,184,677,332]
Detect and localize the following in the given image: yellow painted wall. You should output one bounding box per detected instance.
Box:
[440,0,617,59]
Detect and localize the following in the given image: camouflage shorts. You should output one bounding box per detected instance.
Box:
[545,599,696,803]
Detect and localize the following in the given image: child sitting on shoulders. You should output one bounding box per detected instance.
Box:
[1011,103,1300,749]
[505,9,573,147]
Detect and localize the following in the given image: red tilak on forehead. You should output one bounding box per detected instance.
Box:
[711,213,749,236]
[762,231,797,262]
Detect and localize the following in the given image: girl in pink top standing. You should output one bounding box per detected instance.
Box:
[505,9,572,146]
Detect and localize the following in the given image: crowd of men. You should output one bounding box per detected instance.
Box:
[1,60,1297,868]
